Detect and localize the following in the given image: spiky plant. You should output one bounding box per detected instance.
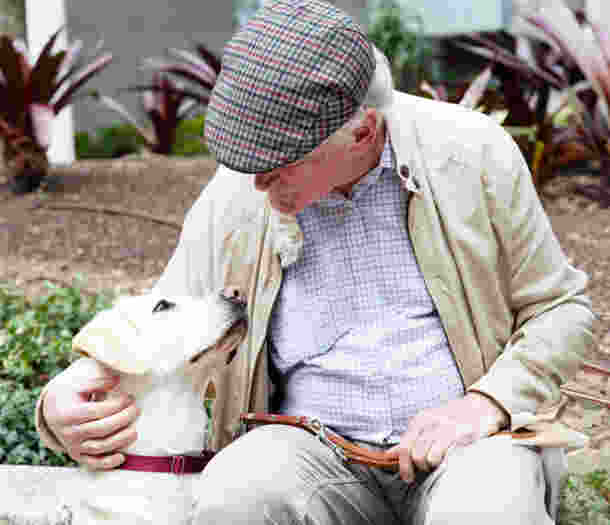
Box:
[91,73,202,155]
[437,0,609,199]
[91,42,222,156]
[519,0,610,205]
[141,42,221,102]
[0,29,113,193]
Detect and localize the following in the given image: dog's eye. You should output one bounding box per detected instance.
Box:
[152,299,176,313]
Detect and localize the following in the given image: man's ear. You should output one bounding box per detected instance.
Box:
[350,109,379,152]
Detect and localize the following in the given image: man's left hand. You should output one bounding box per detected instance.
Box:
[384,392,509,482]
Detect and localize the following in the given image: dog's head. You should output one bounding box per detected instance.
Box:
[72,287,248,376]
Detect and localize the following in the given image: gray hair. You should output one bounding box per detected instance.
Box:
[361,44,395,110]
[323,44,394,147]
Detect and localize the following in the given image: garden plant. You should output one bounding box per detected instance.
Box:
[74,116,208,159]
[0,29,113,193]
[89,43,221,156]
[366,0,436,93]
[0,277,114,466]
[432,0,609,201]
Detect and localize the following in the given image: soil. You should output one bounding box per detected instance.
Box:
[0,154,216,300]
[0,155,609,454]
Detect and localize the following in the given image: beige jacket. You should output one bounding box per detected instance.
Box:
[36,91,596,458]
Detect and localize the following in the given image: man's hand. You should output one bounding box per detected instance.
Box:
[384,392,509,482]
[43,357,140,471]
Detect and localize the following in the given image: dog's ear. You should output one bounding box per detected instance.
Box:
[72,297,153,375]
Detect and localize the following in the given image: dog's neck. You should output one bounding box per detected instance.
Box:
[108,370,207,456]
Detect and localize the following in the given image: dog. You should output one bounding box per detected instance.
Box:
[0,287,247,525]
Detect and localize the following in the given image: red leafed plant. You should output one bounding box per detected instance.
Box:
[519,0,610,205]
[434,0,609,202]
[141,43,221,98]
[92,43,221,155]
[0,29,113,193]
[444,30,571,190]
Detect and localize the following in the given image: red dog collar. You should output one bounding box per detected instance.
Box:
[116,450,215,475]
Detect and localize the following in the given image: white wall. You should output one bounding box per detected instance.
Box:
[25,0,75,164]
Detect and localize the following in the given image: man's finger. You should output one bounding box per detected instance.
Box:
[424,440,448,468]
[65,392,135,426]
[79,372,121,397]
[383,443,416,482]
[410,433,435,472]
[79,452,126,472]
[79,426,138,456]
[72,402,141,441]
[399,452,416,483]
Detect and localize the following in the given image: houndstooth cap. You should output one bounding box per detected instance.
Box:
[205,0,375,174]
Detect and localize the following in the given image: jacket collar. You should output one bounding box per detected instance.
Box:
[269,91,453,268]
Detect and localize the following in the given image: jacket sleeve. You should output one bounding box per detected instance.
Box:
[466,126,597,432]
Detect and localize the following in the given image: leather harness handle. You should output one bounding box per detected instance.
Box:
[240,413,537,470]
[240,413,399,469]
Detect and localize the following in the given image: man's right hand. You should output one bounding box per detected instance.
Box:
[43,357,140,471]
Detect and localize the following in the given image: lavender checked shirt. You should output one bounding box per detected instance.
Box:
[268,133,465,445]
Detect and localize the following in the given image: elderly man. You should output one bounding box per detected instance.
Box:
[36,1,595,524]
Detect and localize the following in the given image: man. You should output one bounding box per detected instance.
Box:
[36,1,595,523]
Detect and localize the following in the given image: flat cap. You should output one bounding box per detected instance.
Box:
[205,0,375,174]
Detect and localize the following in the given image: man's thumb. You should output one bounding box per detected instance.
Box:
[80,372,121,396]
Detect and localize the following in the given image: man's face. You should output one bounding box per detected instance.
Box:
[253,137,356,215]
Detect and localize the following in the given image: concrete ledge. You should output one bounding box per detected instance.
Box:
[0,465,196,524]
[1,451,609,524]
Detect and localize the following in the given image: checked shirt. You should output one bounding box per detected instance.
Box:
[268,132,466,445]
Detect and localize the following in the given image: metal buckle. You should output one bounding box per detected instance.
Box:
[234,417,251,440]
[171,455,186,475]
[309,418,348,464]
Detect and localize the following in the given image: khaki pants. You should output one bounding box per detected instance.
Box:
[192,425,558,524]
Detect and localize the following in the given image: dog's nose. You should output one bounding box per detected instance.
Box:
[221,286,246,307]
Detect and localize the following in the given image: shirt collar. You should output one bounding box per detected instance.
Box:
[271,129,396,267]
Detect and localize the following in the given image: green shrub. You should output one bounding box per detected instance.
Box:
[559,470,610,525]
[0,282,28,326]
[367,0,436,92]
[0,277,114,389]
[75,123,145,160]
[0,277,115,466]
[0,382,74,466]
[76,116,208,160]
[171,115,208,157]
